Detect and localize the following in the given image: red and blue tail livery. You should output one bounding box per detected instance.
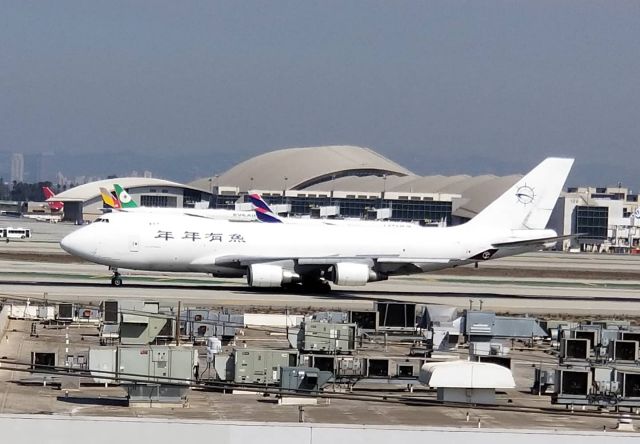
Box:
[247,194,282,223]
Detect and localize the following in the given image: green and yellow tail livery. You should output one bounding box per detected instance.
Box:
[113,184,137,208]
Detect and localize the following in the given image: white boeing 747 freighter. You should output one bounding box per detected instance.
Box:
[60,158,574,289]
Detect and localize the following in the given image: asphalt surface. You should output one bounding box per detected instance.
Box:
[3,214,640,315]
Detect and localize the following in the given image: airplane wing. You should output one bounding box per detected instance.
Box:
[190,254,453,274]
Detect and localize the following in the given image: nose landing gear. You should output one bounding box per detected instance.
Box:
[109,267,123,286]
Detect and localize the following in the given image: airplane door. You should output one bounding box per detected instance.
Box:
[129,236,140,252]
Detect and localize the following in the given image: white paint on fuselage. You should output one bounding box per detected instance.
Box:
[107,207,257,222]
[61,157,573,283]
[61,211,504,274]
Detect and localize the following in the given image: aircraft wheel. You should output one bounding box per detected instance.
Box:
[111,276,123,287]
[316,282,332,293]
[300,280,332,293]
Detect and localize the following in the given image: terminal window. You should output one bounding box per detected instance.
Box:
[575,206,608,240]
[141,195,175,207]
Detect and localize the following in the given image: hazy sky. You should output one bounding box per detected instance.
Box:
[1,1,639,185]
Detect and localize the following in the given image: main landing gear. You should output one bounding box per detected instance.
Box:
[110,267,123,287]
[299,279,332,293]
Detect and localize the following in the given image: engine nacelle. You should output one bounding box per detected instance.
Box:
[332,262,384,286]
[247,264,300,288]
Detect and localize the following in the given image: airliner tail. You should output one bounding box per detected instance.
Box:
[99,187,121,209]
[466,157,574,230]
[247,194,283,223]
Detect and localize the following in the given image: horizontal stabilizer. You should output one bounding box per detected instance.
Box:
[492,233,584,248]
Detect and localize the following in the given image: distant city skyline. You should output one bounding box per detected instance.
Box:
[1,147,640,194]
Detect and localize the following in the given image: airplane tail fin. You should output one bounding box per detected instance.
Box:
[247,193,283,223]
[99,187,122,209]
[465,157,574,230]
[42,186,55,199]
[113,184,137,208]
[42,186,64,211]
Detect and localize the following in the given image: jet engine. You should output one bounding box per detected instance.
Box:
[247,264,300,287]
[332,262,386,286]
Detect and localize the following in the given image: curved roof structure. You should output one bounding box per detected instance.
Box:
[419,361,515,389]
[188,145,525,220]
[452,175,521,219]
[190,145,413,192]
[51,177,210,202]
[303,172,521,217]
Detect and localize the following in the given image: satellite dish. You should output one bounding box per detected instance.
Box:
[634,208,640,219]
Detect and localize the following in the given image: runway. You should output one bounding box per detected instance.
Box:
[1,256,640,316]
[3,215,640,315]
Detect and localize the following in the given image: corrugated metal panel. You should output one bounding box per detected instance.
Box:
[466,312,496,336]
[492,317,547,338]
[466,312,546,338]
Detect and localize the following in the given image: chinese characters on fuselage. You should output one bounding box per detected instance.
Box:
[154,230,246,243]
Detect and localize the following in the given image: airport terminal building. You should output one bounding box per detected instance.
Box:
[51,178,212,222]
[49,145,640,253]
[189,145,521,226]
[551,186,640,253]
[50,145,522,226]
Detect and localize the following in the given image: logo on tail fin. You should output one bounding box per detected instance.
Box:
[464,158,573,231]
[113,184,137,208]
[515,185,535,205]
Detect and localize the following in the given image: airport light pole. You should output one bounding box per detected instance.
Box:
[330,174,335,206]
[283,176,288,204]
[382,174,387,198]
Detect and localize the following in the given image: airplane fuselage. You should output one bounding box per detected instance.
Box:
[60,157,572,288]
[61,211,508,274]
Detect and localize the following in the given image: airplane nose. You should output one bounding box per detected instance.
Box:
[60,228,97,258]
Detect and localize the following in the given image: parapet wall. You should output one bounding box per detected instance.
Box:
[0,415,635,444]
